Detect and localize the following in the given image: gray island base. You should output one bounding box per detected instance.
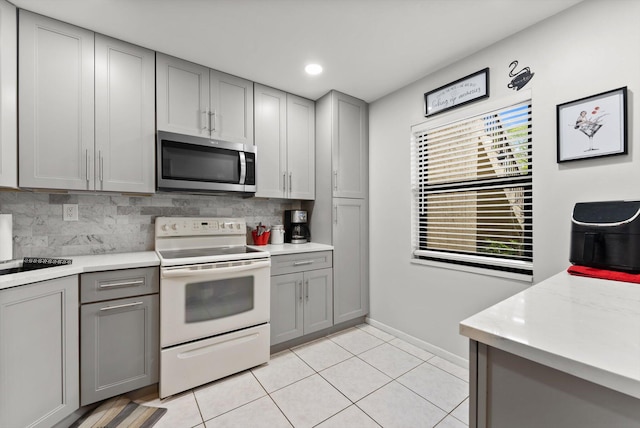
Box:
[461,271,640,428]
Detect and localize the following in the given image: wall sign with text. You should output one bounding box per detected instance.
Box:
[424,68,489,117]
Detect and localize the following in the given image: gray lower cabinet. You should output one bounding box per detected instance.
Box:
[80,267,159,406]
[333,198,368,324]
[0,276,79,428]
[270,251,333,345]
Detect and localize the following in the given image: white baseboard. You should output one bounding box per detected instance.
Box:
[365,317,469,369]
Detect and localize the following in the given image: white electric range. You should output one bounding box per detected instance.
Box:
[155,217,271,398]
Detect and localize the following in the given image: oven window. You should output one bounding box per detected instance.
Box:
[184,277,254,323]
[162,141,240,183]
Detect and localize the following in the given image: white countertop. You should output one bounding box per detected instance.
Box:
[460,271,640,399]
[248,242,334,255]
[0,244,334,291]
[0,251,159,291]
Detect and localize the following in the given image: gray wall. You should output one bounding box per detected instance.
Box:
[0,191,298,258]
[368,0,640,359]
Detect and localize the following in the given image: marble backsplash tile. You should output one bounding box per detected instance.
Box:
[0,191,300,258]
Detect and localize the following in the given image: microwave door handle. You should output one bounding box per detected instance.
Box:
[161,259,270,278]
[239,151,247,184]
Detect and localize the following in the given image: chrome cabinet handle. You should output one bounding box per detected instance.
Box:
[85,149,90,182]
[210,110,217,132]
[98,279,145,289]
[283,172,287,194]
[289,172,292,194]
[305,279,309,301]
[298,280,303,302]
[333,171,338,191]
[99,301,143,311]
[202,111,208,131]
[99,150,104,184]
[334,205,338,224]
[293,260,314,266]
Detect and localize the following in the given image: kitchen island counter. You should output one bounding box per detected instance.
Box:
[460,270,640,427]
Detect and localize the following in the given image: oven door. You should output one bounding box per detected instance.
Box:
[156,131,256,193]
[160,259,270,348]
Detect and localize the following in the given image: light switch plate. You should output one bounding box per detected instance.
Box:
[63,204,78,221]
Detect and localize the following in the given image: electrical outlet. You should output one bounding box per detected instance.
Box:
[63,204,78,221]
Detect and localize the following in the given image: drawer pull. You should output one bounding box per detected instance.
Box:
[99,301,143,311]
[98,279,145,289]
[293,260,314,266]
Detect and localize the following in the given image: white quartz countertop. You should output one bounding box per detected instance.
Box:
[460,270,640,399]
[248,242,334,255]
[0,251,159,291]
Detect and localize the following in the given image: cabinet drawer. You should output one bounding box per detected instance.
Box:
[80,267,159,303]
[271,251,332,276]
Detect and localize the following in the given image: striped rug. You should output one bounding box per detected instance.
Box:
[70,396,167,428]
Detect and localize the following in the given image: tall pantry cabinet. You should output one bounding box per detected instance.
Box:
[311,90,369,325]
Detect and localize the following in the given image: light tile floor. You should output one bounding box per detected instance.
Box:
[129,324,470,428]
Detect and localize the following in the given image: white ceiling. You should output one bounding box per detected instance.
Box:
[11,0,583,103]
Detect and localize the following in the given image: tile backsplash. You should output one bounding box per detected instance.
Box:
[0,191,299,258]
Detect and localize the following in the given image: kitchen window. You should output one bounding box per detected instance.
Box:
[411,93,532,279]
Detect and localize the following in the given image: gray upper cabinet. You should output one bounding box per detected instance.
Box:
[0,275,79,428]
[19,10,95,190]
[95,35,155,193]
[287,94,315,200]
[210,69,254,145]
[157,53,254,145]
[0,0,16,188]
[254,83,315,200]
[156,53,210,137]
[333,198,368,324]
[332,91,368,199]
[19,11,155,193]
[255,84,287,198]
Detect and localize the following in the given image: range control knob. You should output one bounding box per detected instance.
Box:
[161,224,168,232]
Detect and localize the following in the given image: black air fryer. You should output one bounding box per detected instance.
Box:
[570,200,640,272]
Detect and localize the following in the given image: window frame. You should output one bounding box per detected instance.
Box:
[410,90,533,282]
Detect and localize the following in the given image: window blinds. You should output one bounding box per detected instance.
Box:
[412,100,532,275]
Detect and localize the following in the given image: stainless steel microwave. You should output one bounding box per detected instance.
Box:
[156,131,256,194]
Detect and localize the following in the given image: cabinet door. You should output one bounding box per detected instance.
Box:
[210,69,254,145]
[19,11,95,190]
[0,0,16,188]
[287,94,315,200]
[95,35,155,193]
[156,53,210,137]
[0,276,79,428]
[303,268,333,334]
[333,198,368,324]
[270,273,303,345]
[254,84,286,198]
[332,92,368,199]
[80,294,159,406]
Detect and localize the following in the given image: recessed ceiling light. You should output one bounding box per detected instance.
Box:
[305,63,323,75]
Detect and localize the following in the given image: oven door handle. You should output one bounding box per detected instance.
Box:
[161,260,270,278]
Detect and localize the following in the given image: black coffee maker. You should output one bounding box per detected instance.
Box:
[284,210,311,243]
